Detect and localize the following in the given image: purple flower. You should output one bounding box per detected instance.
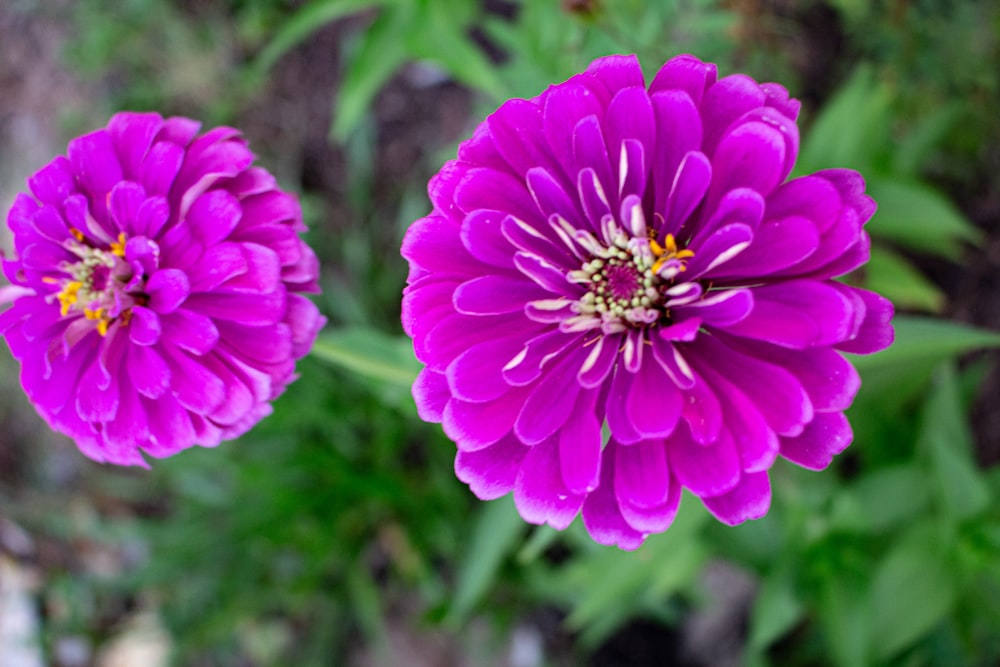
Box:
[401,55,894,549]
[0,112,325,466]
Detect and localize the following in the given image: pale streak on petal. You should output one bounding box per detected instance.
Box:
[618,142,629,198]
[561,315,602,333]
[701,241,751,274]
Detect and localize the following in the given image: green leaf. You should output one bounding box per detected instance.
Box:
[253,0,390,74]
[749,567,804,650]
[866,177,981,259]
[798,65,891,173]
[864,245,944,312]
[891,104,961,177]
[920,363,990,520]
[850,316,1000,373]
[408,0,507,102]
[310,328,420,389]
[831,465,931,534]
[819,574,872,667]
[445,496,524,626]
[331,7,412,140]
[870,522,957,661]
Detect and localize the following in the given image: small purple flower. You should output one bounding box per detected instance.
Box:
[401,55,894,549]
[0,112,325,466]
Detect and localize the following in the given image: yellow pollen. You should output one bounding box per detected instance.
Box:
[650,233,695,273]
[69,227,85,242]
[57,281,82,316]
[97,319,110,336]
[110,232,127,257]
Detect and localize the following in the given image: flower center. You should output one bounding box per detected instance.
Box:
[565,227,694,335]
[52,231,134,336]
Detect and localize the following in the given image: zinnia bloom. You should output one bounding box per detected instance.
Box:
[402,54,894,549]
[0,112,324,466]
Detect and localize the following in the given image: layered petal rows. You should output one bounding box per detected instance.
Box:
[0,112,325,465]
[401,54,894,549]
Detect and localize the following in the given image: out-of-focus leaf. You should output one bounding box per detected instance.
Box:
[819,574,871,667]
[850,316,1000,372]
[864,245,945,312]
[920,363,990,520]
[331,7,411,140]
[310,328,420,389]
[866,178,982,258]
[749,566,804,650]
[408,0,506,102]
[254,0,390,74]
[831,465,931,534]
[445,496,524,627]
[798,65,891,173]
[870,522,957,661]
[556,498,709,646]
[346,559,387,642]
[892,104,961,177]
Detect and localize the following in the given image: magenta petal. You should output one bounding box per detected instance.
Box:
[723,280,857,349]
[76,359,120,422]
[515,348,585,445]
[109,181,148,233]
[108,111,163,178]
[680,369,723,444]
[581,445,647,550]
[28,156,76,205]
[187,190,241,246]
[695,335,812,437]
[649,54,717,104]
[146,269,191,313]
[412,367,449,423]
[619,474,682,534]
[615,438,670,508]
[67,129,123,201]
[461,210,517,269]
[702,470,771,525]
[402,215,484,276]
[159,308,220,355]
[129,306,161,346]
[669,425,741,498]
[514,437,585,530]
[715,215,819,278]
[184,289,286,326]
[835,286,894,355]
[627,360,682,439]
[447,337,522,402]
[186,243,247,293]
[454,275,549,316]
[558,390,602,494]
[779,411,852,470]
[159,344,225,415]
[142,393,196,457]
[129,343,171,399]
[444,388,527,452]
[605,366,642,444]
[456,434,530,501]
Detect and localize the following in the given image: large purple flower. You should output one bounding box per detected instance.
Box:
[401,55,894,549]
[0,112,324,466]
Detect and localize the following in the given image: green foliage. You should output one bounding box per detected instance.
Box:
[39,1,1000,665]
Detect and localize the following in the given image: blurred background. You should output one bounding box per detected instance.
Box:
[1,0,999,665]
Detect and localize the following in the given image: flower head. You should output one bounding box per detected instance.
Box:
[402,55,894,549]
[0,112,325,465]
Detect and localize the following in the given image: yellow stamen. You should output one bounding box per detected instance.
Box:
[650,233,694,274]
[110,232,127,258]
[57,281,82,316]
[97,319,109,336]
[70,227,85,242]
